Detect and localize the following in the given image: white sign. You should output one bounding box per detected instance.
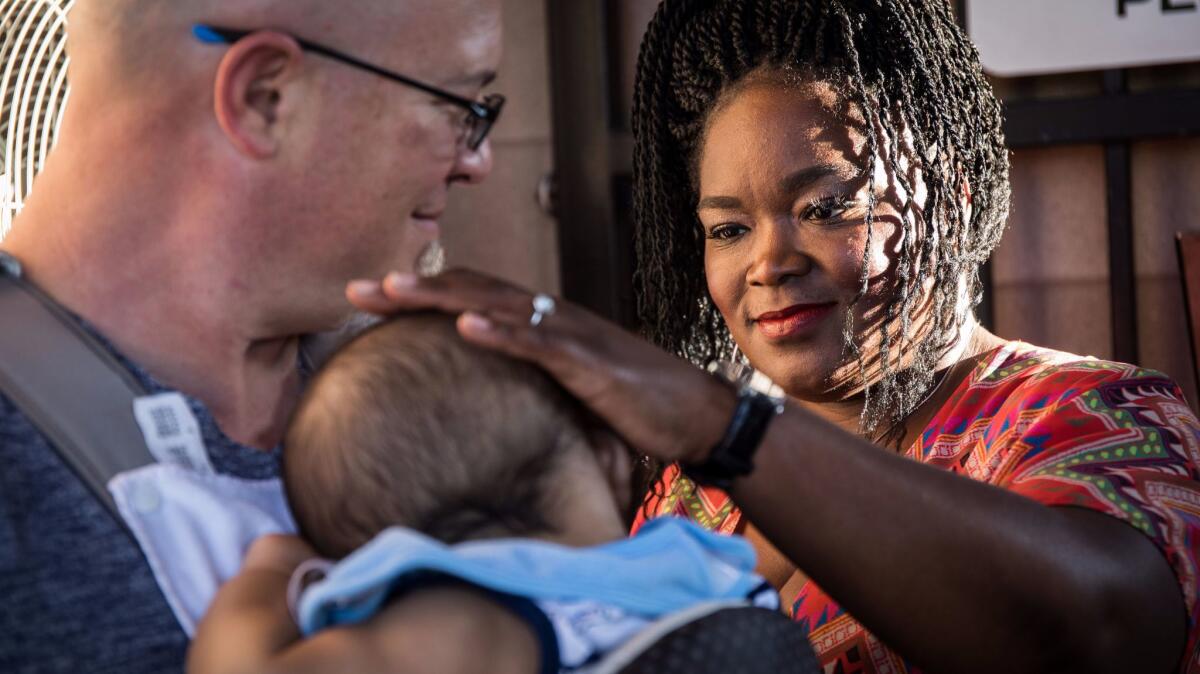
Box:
[967,0,1200,77]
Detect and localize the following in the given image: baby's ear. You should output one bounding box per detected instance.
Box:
[588,430,634,518]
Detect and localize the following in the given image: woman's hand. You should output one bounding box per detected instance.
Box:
[347,269,736,465]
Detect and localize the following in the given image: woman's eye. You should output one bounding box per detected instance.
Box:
[803,196,853,222]
[707,223,747,241]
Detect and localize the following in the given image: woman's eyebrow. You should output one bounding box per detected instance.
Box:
[779,164,845,195]
[696,163,850,211]
[697,195,742,210]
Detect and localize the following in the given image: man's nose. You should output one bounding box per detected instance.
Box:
[746,218,812,287]
[449,138,494,185]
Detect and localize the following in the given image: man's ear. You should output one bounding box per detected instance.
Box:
[212,31,305,159]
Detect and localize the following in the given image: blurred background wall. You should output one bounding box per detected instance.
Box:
[3,0,1199,406]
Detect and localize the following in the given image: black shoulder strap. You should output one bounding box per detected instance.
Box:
[0,251,155,518]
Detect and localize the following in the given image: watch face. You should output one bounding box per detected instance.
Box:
[746,370,786,401]
[707,358,785,401]
[707,358,755,388]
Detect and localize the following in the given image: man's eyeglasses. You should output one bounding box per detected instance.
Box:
[193,24,504,151]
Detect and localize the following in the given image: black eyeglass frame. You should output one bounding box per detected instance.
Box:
[193,24,504,150]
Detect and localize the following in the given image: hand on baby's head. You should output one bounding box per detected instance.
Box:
[282,314,631,558]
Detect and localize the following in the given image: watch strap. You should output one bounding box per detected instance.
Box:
[682,385,784,491]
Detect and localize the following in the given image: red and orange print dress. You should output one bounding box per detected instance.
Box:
[633,342,1200,673]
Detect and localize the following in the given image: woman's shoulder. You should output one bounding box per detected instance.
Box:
[919,340,1197,465]
[983,340,1165,382]
[965,341,1185,409]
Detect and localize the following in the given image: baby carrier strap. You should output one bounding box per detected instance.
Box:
[0,251,154,519]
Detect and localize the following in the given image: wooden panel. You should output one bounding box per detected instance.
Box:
[1138,276,1198,408]
[490,0,554,144]
[993,281,1113,360]
[1177,233,1200,396]
[993,146,1109,285]
[441,143,560,293]
[1133,137,1200,409]
[991,146,1114,358]
[547,0,633,325]
[1133,138,1200,276]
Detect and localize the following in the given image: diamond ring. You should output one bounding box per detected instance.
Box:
[530,293,556,327]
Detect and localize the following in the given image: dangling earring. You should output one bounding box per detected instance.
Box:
[417,240,446,277]
[729,343,784,398]
[728,343,754,386]
[708,341,748,385]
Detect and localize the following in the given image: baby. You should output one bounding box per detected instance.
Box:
[188,314,777,674]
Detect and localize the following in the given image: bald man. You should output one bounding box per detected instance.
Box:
[0,0,500,670]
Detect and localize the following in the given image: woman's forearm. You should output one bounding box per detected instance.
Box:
[733,408,1185,674]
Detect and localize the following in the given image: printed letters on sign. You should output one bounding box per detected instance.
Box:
[968,0,1200,76]
[1118,0,1197,17]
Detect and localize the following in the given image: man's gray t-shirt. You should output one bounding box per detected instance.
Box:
[0,320,283,673]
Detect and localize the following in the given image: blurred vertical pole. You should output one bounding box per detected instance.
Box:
[1103,69,1139,363]
[546,0,635,327]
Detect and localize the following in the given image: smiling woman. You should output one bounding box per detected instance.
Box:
[634,20,1009,442]
[696,77,912,405]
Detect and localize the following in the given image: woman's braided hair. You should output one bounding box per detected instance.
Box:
[632,0,1010,439]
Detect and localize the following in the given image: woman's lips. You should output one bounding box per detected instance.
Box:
[753,303,837,340]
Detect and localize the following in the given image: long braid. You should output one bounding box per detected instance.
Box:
[830,3,887,428]
[633,0,1011,463]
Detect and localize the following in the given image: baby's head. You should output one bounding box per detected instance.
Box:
[284,314,632,559]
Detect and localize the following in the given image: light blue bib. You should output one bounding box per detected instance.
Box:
[296,517,778,670]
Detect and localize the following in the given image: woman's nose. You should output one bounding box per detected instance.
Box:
[746,218,812,287]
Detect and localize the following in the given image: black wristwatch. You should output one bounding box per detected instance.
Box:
[682,377,786,492]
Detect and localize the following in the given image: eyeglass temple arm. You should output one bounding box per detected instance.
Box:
[192,24,491,119]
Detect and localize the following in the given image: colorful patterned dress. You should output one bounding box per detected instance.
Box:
[633,342,1200,673]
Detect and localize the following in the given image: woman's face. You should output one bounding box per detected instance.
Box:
[698,80,920,400]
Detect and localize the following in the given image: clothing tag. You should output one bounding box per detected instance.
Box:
[133,393,214,475]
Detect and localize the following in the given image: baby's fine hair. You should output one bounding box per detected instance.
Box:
[284,313,591,559]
